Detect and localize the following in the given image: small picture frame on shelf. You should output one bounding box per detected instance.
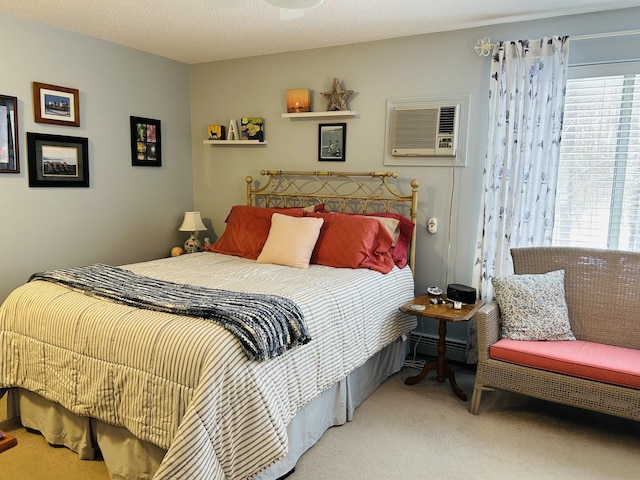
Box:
[33,82,80,127]
[318,123,346,161]
[0,94,19,173]
[130,116,161,166]
[27,132,89,187]
[240,117,264,142]
[207,124,225,140]
[286,88,311,113]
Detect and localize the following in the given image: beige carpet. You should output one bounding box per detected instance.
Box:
[1,365,639,479]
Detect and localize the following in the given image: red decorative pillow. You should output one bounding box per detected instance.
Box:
[362,212,414,268]
[206,205,303,259]
[303,212,395,274]
[321,211,414,268]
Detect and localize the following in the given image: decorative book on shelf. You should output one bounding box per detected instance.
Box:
[240,117,264,142]
[207,125,225,140]
[286,88,311,113]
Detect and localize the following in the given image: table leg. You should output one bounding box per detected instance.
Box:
[404,319,467,401]
[442,362,467,401]
[404,359,438,385]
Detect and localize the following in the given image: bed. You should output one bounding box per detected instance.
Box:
[0,170,419,480]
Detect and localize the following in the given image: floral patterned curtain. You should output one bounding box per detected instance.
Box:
[466,36,569,363]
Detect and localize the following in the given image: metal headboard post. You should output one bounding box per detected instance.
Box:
[246,170,419,270]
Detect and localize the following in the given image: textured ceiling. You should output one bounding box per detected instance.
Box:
[1,0,639,64]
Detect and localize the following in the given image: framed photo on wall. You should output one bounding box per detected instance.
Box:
[33,82,80,127]
[130,116,161,166]
[0,94,19,173]
[27,132,89,187]
[318,123,346,161]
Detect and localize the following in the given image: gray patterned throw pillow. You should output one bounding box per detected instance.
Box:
[492,269,575,341]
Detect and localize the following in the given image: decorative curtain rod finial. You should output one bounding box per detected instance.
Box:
[475,37,496,57]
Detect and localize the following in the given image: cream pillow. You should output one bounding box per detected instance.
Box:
[492,269,575,341]
[257,213,324,269]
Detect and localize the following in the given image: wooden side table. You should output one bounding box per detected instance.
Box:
[0,430,18,453]
[400,294,484,401]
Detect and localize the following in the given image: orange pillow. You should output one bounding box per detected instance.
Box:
[363,212,415,268]
[206,205,303,259]
[321,211,415,269]
[304,212,395,274]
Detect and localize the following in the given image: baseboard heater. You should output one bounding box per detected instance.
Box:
[409,332,467,363]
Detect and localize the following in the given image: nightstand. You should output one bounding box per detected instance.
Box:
[400,294,484,401]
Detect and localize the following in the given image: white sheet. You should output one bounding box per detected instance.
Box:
[1,252,415,479]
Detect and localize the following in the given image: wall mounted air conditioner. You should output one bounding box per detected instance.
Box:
[390,104,459,157]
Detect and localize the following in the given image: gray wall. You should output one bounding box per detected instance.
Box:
[1,7,639,346]
[0,14,193,302]
[188,7,640,345]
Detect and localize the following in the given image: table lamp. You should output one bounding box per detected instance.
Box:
[179,211,207,253]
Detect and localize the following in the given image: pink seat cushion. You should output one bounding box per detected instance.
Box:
[490,339,640,389]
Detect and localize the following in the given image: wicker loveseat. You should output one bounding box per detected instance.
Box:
[470,246,640,421]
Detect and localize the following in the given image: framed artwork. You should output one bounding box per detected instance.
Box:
[0,94,19,173]
[286,88,311,113]
[33,82,80,127]
[318,123,346,161]
[27,132,89,187]
[130,116,161,166]
[240,117,264,142]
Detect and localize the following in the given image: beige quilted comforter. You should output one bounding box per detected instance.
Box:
[0,252,415,479]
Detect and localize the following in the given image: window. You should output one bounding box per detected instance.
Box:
[552,63,640,251]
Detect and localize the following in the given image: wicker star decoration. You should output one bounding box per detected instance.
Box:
[321,78,353,111]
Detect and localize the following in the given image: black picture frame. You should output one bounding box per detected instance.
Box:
[130,116,161,167]
[27,132,89,187]
[318,123,346,161]
[0,94,19,173]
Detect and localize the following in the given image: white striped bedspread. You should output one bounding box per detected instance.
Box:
[0,252,416,479]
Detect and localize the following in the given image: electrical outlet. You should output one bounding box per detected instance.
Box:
[427,217,437,234]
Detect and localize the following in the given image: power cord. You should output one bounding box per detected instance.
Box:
[408,165,457,371]
[403,318,427,369]
[444,158,457,289]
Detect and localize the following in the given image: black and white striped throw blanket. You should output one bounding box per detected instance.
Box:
[29,263,310,361]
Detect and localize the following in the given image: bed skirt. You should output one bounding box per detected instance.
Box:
[7,337,407,479]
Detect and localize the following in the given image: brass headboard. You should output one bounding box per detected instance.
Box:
[246,170,419,269]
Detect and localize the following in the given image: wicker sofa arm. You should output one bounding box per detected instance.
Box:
[475,302,500,362]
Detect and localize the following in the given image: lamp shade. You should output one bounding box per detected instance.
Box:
[178,211,206,232]
[264,0,323,9]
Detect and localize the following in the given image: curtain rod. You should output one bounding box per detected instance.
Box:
[474,30,640,56]
[570,29,640,41]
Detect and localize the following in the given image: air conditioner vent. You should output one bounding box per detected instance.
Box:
[390,104,459,157]
[438,106,457,134]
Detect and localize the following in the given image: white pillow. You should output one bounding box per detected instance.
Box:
[492,269,576,341]
[257,213,324,269]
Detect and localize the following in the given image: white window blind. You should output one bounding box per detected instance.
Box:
[552,64,640,251]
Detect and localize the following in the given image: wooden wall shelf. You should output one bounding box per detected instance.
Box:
[203,140,266,145]
[281,111,357,118]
